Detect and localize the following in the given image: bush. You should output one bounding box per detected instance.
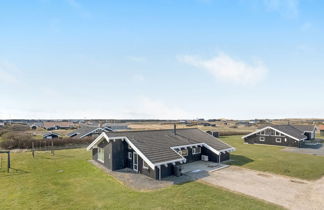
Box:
[8,124,30,131]
[219,131,250,136]
[0,135,95,150]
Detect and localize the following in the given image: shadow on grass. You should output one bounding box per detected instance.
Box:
[227,154,254,166]
[33,152,75,160]
[0,167,29,177]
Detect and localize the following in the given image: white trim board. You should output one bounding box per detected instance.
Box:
[86,133,156,170]
[87,132,236,170]
[242,126,302,141]
[80,127,112,139]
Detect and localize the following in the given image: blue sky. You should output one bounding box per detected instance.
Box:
[0,0,323,119]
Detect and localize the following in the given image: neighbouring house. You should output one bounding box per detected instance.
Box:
[0,122,4,127]
[102,123,129,131]
[29,122,43,130]
[43,121,75,130]
[67,126,112,138]
[43,132,60,139]
[319,125,324,136]
[242,124,316,147]
[206,131,219,138]
[86,128,235,180]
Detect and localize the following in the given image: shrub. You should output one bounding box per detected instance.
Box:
[219,131,250,136]
[0,135,95,150]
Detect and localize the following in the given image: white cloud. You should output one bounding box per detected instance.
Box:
[263,0,299,18]
[0,61,19,84]
[124,97,191,119]
[178,53,268,85]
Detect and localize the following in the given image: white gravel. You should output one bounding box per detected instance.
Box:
[198,166,324,210]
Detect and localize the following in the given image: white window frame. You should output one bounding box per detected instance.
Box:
[275,138,282,143]
[143,160,149,169]
[275,131,281,136]
[259,137,265,142]
[98,147,104,163]
[192,147,201,155]
[128,152,132,160]
[179,148,188,157]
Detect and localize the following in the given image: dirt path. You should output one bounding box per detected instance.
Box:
[197,166,324,210]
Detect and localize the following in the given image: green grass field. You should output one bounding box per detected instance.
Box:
[0,149,282,210]
[220,135,324,180]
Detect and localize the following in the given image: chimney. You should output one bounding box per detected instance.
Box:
[174,124,177,135]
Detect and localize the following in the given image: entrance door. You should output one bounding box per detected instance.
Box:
[133,152,138,172]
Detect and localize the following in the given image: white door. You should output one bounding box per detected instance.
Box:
[133,152,138,172]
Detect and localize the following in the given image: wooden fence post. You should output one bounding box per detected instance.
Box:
[51,141,54,156]
[7,152,10,173]
[32,142,35,158]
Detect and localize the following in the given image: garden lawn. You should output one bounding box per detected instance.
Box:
[221,135,324,180]
[0,149,282,210]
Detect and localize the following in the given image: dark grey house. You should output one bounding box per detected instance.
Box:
[242,125,316,147]
[67,126,112,138]
[319,125,324,136]
[87,128,235,180]
[43,132,60,139]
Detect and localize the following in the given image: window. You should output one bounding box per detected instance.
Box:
[259,137,265,142]
[128,145,132,150]
[260,130,265,135]
[98,147,104,163]
[128,152,132,160]
[275,131,281,136]
[192,147,201,155]
[143,160,149,169]
[276,138,282,143]
[179,149,188,156]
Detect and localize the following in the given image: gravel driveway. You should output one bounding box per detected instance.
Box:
[283,143,324,156]
[194,166,324,210]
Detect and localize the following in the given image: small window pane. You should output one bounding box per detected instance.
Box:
[98,147,104,162]
[181,149,188,156]
[143,160,149,169]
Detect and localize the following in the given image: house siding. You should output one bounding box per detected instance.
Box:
[184,147,202,163]
[160,163,174,179]
[244,133,301,147]
[201,147,230,162]
[321,130,324,136]
[91,140,230,180]
[138,156,157,179]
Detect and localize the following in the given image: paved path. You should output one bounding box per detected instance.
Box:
[195,166,324,210]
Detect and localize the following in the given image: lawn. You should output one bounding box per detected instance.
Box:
[0,149,282,210]
[0,149,279,209]
[220,135,324,180]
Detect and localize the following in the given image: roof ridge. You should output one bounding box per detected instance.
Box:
[108,128,198,133]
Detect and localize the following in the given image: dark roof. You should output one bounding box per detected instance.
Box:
[271,125,306,140]
[43,132,60,137]
[105,128,233,164]
[292,125,315,132]
[258,124,315,140]
[68,126,112,138]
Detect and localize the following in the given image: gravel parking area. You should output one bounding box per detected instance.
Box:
[90,160,193,191]
[197,166,324,210]
[283,143,324,156]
